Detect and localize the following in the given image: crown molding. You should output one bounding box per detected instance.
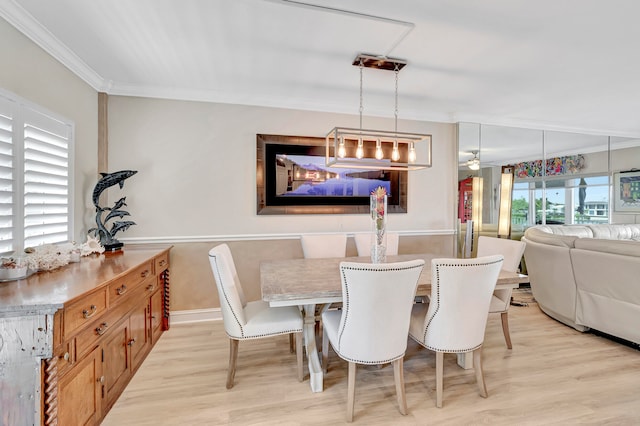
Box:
[107,82,456,124]
[0,0,104,90]
[453,113,640,139]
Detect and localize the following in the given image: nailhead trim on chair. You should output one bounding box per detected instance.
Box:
[333,349,406,365]
[211,252,303,340]
[412,258,503,353]
[225,329,303,341]
[336,262,424,365]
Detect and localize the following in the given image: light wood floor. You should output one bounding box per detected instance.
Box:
[102,304,640,425]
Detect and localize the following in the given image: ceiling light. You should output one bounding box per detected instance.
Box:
[467,150,480,170]
[326,54,432,171]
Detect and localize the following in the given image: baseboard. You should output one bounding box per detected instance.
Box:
[170,308,222,324]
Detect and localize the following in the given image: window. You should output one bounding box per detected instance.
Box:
[0,90,73,255]
[511,175,610,226]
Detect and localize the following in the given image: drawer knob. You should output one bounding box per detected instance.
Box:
[127,338,137,347]
[141,270,150,278]
[95,322,109,336]
[159,260,166,267]
[82,305,97,318]
[62,352,70,362]
[98,375,105,384]
[116,284,128,295]
[146,284,155,292]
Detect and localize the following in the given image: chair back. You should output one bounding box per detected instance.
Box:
[354,232,400,257]
[300,233,347,258]
[477,236,525,272]
[208,244,248,338]
[334,259,425,364]
[417,256,503,352]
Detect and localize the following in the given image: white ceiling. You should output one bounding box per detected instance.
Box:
[3,0,640,137]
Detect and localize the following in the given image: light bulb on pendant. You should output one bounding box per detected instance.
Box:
[408,142,416,163]
[391,141,400,161]
[356,138,364,159]
[375,139,383,160]
[338,137,346,158]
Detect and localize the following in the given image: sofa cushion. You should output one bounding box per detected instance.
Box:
[573,237,640,257]
[587,224,640,240]
[523,227,579,248]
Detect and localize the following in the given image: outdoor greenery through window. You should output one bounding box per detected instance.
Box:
[0,89,73,255]
[512,176,610,226]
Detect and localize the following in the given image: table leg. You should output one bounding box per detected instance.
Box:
[457,352,474,369]
[302,304,323,392]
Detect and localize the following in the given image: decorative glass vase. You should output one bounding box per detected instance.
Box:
[370,187,387,263]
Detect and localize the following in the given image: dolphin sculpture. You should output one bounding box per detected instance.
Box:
[89,170,138,251]
[92,170,138,208]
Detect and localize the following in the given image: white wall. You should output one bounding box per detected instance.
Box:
[0,18,98,240]
[107,96,456,238]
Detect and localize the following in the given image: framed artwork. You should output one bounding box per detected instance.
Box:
[613,170,640,213]
[256,134,407,215]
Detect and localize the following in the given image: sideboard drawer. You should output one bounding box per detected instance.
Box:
[108,261,153,305]
[154,252,169,274]
[63,289,108,337]
[130,260,154,286]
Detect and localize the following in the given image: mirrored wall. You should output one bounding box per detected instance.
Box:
[457,122,640,242]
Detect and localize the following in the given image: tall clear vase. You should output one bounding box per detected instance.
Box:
[370,192,387,263]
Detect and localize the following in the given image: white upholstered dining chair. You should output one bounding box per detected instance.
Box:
[477,236,526,349]
[408,255,503,407]
[354,232,400,257]
[322,259,425,422]
[208,244,304,389]
[300,233,347,258]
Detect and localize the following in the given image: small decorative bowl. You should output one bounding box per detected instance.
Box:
[0,266,28,280]
[0,257,29,281]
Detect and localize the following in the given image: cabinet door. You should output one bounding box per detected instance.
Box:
[57,346,102,426]
[150,288,163,343]
[129,298,150,370]
[102,319,131,409]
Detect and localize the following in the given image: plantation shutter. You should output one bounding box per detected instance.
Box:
[22,106,72,248]
[0,97,15,253]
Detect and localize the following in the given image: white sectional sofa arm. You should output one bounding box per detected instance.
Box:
[571,238,640,344]
[521,233,588,332]
[523,224,640,344]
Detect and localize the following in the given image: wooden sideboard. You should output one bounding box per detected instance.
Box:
[0,245,171,426]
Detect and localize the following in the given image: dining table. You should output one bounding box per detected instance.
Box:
[260,253,529,393]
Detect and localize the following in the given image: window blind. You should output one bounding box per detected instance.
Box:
[0,97,15,254]
[0,90,73,254]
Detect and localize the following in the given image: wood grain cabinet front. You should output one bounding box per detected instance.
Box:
[57,346,102,426]
[150,287,164,343]
[44,247,171,426]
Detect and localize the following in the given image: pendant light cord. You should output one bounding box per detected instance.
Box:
[359,58,364,131]
[394,64,399,134]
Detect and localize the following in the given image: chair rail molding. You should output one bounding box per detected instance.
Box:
[120,229,456,244]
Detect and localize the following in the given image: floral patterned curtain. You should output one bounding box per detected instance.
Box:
[511,154,585,179]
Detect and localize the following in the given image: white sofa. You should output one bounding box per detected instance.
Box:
[522,224,640,344]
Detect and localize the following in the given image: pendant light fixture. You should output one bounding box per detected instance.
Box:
[326,54,432,171]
